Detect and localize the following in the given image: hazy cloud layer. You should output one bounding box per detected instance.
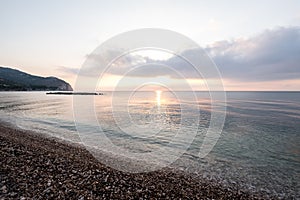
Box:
[206,26,300,81]
[60,27,300,82]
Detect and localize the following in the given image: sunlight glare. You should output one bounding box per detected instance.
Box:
[156,90,162,107]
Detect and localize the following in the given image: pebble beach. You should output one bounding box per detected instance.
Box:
[0,123,270,199]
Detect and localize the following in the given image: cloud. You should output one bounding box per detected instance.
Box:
[59,26,300,83]
[206,26,300,81]
[57,66,79,75]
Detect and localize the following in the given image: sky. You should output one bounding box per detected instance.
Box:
[0,0,300,91]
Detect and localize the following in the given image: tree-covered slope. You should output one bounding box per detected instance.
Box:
[0,67,73,91]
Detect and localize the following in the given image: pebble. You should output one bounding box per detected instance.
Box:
[0,124,272,199]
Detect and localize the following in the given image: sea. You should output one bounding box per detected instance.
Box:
[0,91,299,198]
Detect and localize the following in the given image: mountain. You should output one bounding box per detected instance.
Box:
[0,67,73,91]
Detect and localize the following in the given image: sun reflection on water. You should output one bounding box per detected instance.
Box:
[156,90,162,107]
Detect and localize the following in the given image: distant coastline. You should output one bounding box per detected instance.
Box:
[46,92,103,95]
[0,66,72,91]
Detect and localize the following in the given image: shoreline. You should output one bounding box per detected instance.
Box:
[0,123,266,199]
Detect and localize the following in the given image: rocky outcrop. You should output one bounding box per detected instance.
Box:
[0,67,72,91]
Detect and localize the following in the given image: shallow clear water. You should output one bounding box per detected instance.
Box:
[0,91,299,198]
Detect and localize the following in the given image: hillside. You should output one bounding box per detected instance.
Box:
[0,67,73,91]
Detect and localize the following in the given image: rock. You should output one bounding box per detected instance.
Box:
[1,185,7,193]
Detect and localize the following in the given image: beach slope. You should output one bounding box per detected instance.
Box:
[0,123,263,199]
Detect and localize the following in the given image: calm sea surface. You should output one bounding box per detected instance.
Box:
[0,91,299,197]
